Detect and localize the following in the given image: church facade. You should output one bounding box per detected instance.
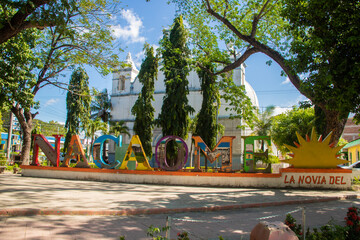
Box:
[110,53,259,157]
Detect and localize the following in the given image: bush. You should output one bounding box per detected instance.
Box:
[284,206,360,240]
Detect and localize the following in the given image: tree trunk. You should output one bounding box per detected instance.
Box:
[21,125,33,165]
[322,108,347,145]
[11,106,34,165]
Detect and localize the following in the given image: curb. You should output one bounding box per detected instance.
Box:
[1,195,359,217]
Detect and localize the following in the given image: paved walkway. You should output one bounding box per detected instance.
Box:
[0,173,360,239]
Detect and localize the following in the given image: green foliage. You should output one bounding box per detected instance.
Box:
[218,76,258,130]
[175,0,359,143]
[147,225,169,240]
[32,120,67,136]
[285,207,360,240]
[271,107,315,153]
[64,67,91,151]
[0,112,3,132]
[283,0,360,123]
[194,63,219,149]
[0,0,120,164]
[284,213,303,237]
[91,88,112,123]
[158,15,194,139]
[132,44,158,157]
[0,28,41,112]
[109,121,130,137]
[255,106,275,136]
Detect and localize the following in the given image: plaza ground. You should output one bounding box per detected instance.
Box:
[0,173,359,239]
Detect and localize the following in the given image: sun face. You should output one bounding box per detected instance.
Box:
[284,128,348,169]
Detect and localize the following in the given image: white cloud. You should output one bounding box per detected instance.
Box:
[272,106,291,116]
[44,98,59,107]
[111,9,146,43]
[281,77,290,85]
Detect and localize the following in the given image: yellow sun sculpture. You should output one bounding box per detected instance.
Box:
[284,128,348,169]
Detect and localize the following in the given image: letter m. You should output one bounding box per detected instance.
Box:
[192,136,235,172]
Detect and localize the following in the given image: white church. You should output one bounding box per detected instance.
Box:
[110,53,260,157]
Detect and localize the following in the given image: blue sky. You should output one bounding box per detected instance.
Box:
[34,0,306,124]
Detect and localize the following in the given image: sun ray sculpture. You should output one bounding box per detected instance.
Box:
[284,128,348,168]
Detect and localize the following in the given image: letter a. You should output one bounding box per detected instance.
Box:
[119,135,153,171]
[61,135,89,168]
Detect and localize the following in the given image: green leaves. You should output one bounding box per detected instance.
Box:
[158,16,194,139]
[271,106,315,153]
[132,44,158,157]
[283,0,360,121]
[64,67,91,151]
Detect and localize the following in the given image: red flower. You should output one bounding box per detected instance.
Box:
[347,220,354,226]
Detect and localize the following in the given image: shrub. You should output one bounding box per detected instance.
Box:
[284,206,360,240]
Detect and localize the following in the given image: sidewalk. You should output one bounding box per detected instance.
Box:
[0,174,359,216]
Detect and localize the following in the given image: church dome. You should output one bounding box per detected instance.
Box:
[244,80,259,108]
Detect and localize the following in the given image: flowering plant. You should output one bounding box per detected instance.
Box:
[345,206,360,240]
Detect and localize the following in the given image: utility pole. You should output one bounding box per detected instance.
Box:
[6,112,13,163]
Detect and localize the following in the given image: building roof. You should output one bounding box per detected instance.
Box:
[343,138,360,149]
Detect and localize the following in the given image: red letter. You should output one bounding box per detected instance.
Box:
[290,176,295,184]
[335,176,341,185]
[298,176,305,184]
[341,177,346,185]
[284,175,289,184]
[321,176,326,184]
[329,176,335,184]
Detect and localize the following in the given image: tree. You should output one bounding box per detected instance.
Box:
[282,0,360,139]
[174,0,359,144]
[254,106,275,136]
[90,88,112,123]
[64,67,91,152]
[109,121,131,137]
[0,0,120,164]
[158,15,194,139]
[0,28,42,164]
[32,119,67,136]
[0,112,3,133]
[131,44,158,157]
[194,63,219,149]
[271,107,315,153]
[0,0,58,44]
[254,105,275,150]
[84,117,107,160]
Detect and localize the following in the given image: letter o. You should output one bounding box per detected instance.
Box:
[155,136,188,171]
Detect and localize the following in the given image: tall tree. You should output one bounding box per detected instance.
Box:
[90,88,112,123]
[194,63,219,149]
[282,0,360,139]
[158,15,194,139]
[0,0,120,164]
[131,44,158,157]
[174,0,360,144]
[64,67,91,152]
[0,28,41,164]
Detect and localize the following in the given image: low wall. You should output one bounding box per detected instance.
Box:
[20,166,353,190]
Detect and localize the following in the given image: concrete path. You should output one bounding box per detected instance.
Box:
[0,173,360,239]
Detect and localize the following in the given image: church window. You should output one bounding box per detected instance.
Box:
[118,75,125,91]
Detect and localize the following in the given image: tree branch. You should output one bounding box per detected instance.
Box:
[204,0,303,94]
[216,47,259,75]
[0,0,51,44]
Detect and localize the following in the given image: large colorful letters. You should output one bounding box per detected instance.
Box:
[192,136,236,172]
